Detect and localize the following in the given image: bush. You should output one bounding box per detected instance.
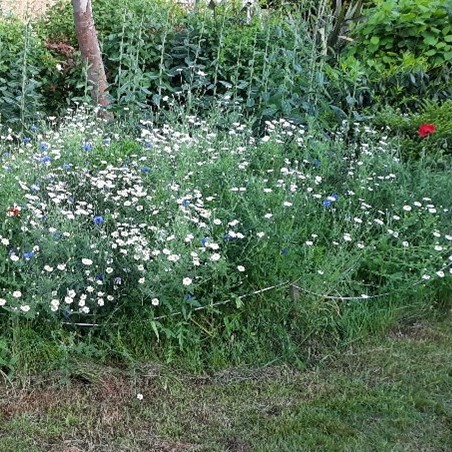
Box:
[34,0,332,123]
[342,0,452,108]
[348,0,452,67]
[373,100,452,160]
[0,16,59,124]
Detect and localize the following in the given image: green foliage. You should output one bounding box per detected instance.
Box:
[366,53,451,109]
[0,17,58,124]
[348,0,452,67]
[0,110,451,350]
[374,100,452,160]
[33,0,332,123]
[341,0,452,109]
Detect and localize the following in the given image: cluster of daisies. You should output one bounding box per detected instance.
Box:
[0,109,450,319]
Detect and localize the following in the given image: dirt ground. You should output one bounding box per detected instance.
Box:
[0,0,59,18]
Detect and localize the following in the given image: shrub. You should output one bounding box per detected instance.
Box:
[35,0,332,124]
[0,16,59,124]
[373,100,452,160]
[348,0,452,67]
[342,0,452,108]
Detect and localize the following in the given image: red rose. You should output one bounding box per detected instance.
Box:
[418,123,437,138]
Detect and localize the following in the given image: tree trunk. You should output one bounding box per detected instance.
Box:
[72,0,111,117]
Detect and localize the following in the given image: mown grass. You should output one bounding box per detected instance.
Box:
[1,316,450,451]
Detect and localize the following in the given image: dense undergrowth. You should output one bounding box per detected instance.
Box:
[0,0,451,376]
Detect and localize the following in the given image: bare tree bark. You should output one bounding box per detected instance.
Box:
[72,0,111,117]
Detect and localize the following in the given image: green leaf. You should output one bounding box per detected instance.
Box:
[423,35,438,46]
[150,320,160,342]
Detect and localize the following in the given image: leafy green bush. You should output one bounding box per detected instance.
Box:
[342,0,452,108]
[373,100,452,159]
[35,0,331,123]
[349,0,452,67]
[0,16,59,124]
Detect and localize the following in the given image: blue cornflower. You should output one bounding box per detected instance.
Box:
[323,193,339,208]
[103,138,111,145]
[312,158,321,166]
[96,273,104,281]
[281,248,289,255]
[93,216,104,225]
[30,124,38,132]
[68,197,75,204]
[144,141,153,149]
[141,166,151,174]
[83,142,93,151]
[63,163,72,170]
[62,308,72,320]
[39,142,48,152]
[201,237,209,247]
[40,155,51,164]
[181,199,190,207]
[30,184,40,192]
[224,232,234,241]
[184,294,193,301]
[23,251,34,261]
[52,232,62,241]
[22,136,31,144]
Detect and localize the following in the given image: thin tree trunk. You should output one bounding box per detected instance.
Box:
[72,0,111,117]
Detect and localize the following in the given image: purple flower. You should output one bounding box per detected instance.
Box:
[23,251,35,260]
[93,216,104,225]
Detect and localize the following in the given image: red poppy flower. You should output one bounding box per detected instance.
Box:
[418,123,437,138]
[7,206,21,217]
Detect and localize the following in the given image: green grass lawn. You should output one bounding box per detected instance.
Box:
[1,316,450,451]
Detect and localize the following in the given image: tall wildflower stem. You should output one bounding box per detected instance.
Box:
[212,12,226,99]
[19,20,31,128]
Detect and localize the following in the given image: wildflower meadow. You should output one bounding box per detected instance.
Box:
[1,105,450,353]
[0,0,451,449]
[0,0,449,379]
